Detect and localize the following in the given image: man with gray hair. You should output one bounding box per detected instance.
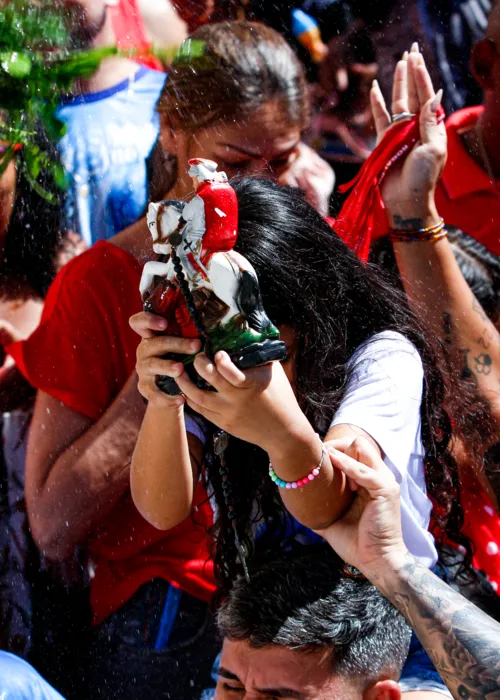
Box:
[215,544,411,700]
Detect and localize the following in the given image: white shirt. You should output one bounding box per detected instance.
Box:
[330,330,437,567]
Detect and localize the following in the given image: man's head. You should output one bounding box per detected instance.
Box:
[61,0,115,48]
[471,0,500,102]
[216,545,411,699]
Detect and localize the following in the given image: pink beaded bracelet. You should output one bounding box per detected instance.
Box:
[269,442,326,489]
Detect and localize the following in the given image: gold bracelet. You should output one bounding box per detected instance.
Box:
[389,218,447,243]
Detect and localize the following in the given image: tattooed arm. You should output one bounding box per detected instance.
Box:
[318,437,500,700]
[392,230,500,416]
[369,49,500,414]
[381,554,500,700]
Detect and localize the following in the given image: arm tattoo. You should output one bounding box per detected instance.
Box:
[386,555,500,698]
[472,296,489,323]
[392,215,425,231]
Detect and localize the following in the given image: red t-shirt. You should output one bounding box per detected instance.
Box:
[110,0,164,72]
[7,241,215,625]
[435,106,500,256]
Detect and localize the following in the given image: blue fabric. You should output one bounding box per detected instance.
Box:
[399,633,451,696]
[56,66,166,246]
[0,652,65,699]
[399,563,451,696]
[155,583,183,650]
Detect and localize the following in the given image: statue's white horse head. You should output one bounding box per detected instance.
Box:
[147,200,186,255]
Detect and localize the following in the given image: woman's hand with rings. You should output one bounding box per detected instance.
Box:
[371,42,447,226]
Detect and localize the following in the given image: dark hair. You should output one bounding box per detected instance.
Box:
[0,124,66,300]
[370,228,500,324]
[217,543,411,686]
[158,21,309,132]
[203,178,474,599]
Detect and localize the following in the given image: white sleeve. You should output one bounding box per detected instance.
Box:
[330,332,424,480]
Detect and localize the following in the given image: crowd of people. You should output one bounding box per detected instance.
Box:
[1,0,500,698]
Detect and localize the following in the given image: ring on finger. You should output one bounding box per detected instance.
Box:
[391,112,416,123]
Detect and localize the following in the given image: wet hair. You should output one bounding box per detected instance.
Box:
[203,178,474,600]
[157,21,309,132]
[0,124,66,300]
[370,228,500,324]
[217,543,411,687]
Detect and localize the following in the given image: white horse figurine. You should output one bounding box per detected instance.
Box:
[140,199,269,331]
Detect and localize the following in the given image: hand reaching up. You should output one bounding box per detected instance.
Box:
[371,43,447,227]
[316,436,408,583]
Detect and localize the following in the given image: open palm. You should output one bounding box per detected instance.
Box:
[370,45,447,224]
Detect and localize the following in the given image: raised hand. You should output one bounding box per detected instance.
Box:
[316,436,408,582]
[370,43,447,228]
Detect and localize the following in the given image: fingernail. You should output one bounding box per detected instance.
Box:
[402,50,408,60]
[157,318,168,328]
[190,341,200,351]
[173,363,184,375]
[411,41,419,52]
[372,79,379,89]
[430,88,443,112]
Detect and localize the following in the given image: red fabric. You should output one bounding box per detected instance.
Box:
[7,241,215,625]
[460,470,500,593]
[110,0,164,72]
[196,181,239,251]
[335,107,446,262]
[435,106,500,256]
[171,0,214,32]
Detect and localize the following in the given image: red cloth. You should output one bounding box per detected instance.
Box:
[460,470,500,593]
[335,107,446,261]
[196,181,238,251]
[435,106,500,256]
[110,0,164,72]
[171,0,214,32]
[7,241,215,625]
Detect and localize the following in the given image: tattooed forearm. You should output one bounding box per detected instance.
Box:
[392,215,425,231]
[383,554,500,699]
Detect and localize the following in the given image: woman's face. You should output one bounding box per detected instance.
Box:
[162,100,302,194]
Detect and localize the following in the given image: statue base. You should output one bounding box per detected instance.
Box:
[156,338,287,396]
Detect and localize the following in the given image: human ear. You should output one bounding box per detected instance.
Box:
[159,113,180,155]
[363,679,401,700]
[471,39,497,90]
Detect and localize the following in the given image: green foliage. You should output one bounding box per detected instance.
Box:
[0,0,117,202]
[0,2,208,203]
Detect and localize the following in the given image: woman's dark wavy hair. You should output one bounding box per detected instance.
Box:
[202,177,473,603]
[0,123,66,300]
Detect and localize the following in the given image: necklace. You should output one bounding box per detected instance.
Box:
[476,116,500,194]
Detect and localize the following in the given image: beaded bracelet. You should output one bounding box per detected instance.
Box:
[269,442,327,489]
[389,218,447,243]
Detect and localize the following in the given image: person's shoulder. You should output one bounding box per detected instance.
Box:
[445,106,482,135]
[346,332,424,404]
[352,330,421,364]
[58,240,139,282]
[0,651,65,699]
[44,240,141,314]
[134,65,167,94]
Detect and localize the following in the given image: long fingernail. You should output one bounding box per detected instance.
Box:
[402,50,408,60]
[430,88,443,112]
[372,79,379,89]
[411,41,419,52]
